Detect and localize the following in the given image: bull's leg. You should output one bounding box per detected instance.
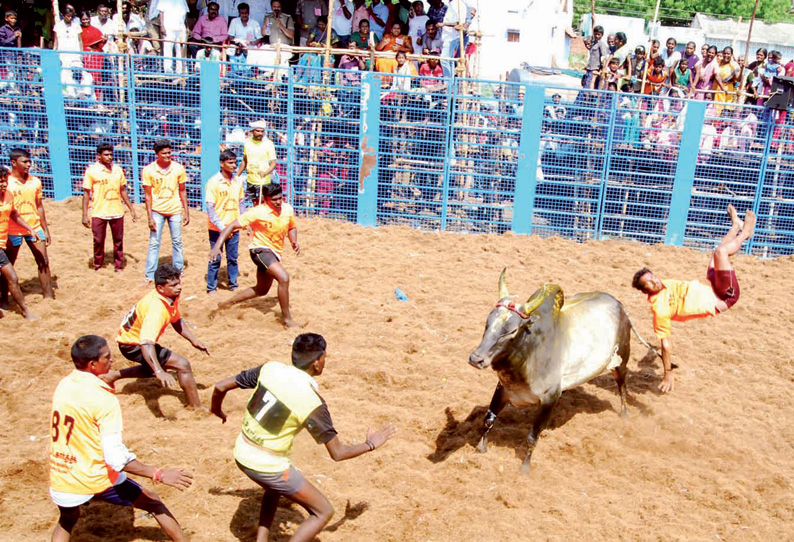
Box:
[612,364,628,418]
[521,399,557,472]
[476,383,508,453]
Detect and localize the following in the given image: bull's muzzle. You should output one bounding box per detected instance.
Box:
[468,352,490,369]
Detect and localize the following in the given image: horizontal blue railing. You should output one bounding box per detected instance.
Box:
[0,47,792,256]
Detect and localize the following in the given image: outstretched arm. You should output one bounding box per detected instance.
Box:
[172,318,210,355]
[658,337,674,393]
[210,376,239,422]
[324,424,397,461]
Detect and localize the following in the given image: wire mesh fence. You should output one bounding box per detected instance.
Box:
[2,46,794,256]
[0,49,53,196]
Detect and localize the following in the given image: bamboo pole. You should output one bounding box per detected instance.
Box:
[116,0,127,52]
[324,0,334,68]
[639,0,661,97]
[590,0,595,36]
[456,0,465,77]
[738,0,761,103]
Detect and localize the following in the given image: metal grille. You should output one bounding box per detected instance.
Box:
[603,92,682,244]
[291,65,360,222]
[3,45,794,257]
[377,70,452,229]
[684,102,763,250]
[753,108,794,256]
[535,87,608,241]
[130,54,202,206]
[446,79,520,234]
[0,49,53,196]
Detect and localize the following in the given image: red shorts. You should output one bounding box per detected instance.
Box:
[707,267,740,310]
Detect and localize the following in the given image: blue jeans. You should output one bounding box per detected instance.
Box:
[207,230,239,292]
[440,37,460,78]
[145,212,183,280]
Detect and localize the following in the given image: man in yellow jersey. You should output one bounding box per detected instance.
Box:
[82,142,138,272]
[206,149,244,294]
[105,264,209,409]
[0,166,38,320]
[142,139,190,283]
[237,120,277,203]
[211,333,396,542]
[209,182,301,328]
[0,148,54,308]
[50,335,193,542]
[632,204,756,394]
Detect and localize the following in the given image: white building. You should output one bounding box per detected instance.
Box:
[474,0,574,80]
[691,14,794,61]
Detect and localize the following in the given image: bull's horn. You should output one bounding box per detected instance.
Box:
[521,284,564,315]
[498,268,509,299]
[521,286,547,315]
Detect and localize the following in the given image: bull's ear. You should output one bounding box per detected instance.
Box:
[498,267,509,299]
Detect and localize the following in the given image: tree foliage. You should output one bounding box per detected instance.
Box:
[573,0,794,29]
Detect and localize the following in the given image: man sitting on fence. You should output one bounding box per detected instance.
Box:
[631,205,755,394]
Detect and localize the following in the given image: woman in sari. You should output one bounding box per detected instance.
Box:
[374,22,412,77]
[690,45,718,100]
[713,46,739,107]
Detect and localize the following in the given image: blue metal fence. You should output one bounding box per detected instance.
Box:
[2,47,794,256]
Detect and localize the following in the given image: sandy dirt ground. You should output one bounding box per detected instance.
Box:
[1,198,793,542]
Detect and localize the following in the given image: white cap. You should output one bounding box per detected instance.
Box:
[249,120,267,129]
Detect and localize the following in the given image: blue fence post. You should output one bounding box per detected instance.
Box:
[594,91,618,240]
[286,67,295,207]
[512,84,545,235]
[664,99,706,246]
[357,72,380,227]
[199,60,221,207]
[440,79,456,231]
[746,111,777,254]
[124,55,142,203]
[40,50,72,200]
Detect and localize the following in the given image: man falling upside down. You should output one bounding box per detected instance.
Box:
[632,204,755,394]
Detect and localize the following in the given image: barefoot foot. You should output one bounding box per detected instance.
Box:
[727,204,743,229]
[100,370,121,386]
[742,209,756,238]
[282,318,305,329]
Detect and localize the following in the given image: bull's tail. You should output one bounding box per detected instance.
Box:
[624,310,662,359]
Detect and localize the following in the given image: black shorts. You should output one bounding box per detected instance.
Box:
[118,343,173,376]
[0,248,9,269]
[250,247,280,273]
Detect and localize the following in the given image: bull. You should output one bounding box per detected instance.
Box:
[468,269,656,471]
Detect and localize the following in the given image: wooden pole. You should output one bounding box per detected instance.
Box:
[116,0,127,52]
[324,0,334,68]
[738,0,761,103]
[639,0,661,97]
[456,0,466,77]
[590,0,595,36]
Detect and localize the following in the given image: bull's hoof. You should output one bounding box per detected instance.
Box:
[520,459,532,473]
[475,439,488,453]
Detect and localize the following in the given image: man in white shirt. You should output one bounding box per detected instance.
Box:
[112,2,148,54]
[90,4,117,52]
[408,0,429,57]
[331,0,354,47]
[153,0,189,74]
[228,2,263,45]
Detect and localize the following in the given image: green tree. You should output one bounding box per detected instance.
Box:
[573,0,794,29]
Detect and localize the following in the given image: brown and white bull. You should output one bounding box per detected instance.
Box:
[469,269,655,471]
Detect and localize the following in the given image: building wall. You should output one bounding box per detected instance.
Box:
[476,0,573,79]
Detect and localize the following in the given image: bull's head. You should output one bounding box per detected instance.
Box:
[469,268,564,370]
